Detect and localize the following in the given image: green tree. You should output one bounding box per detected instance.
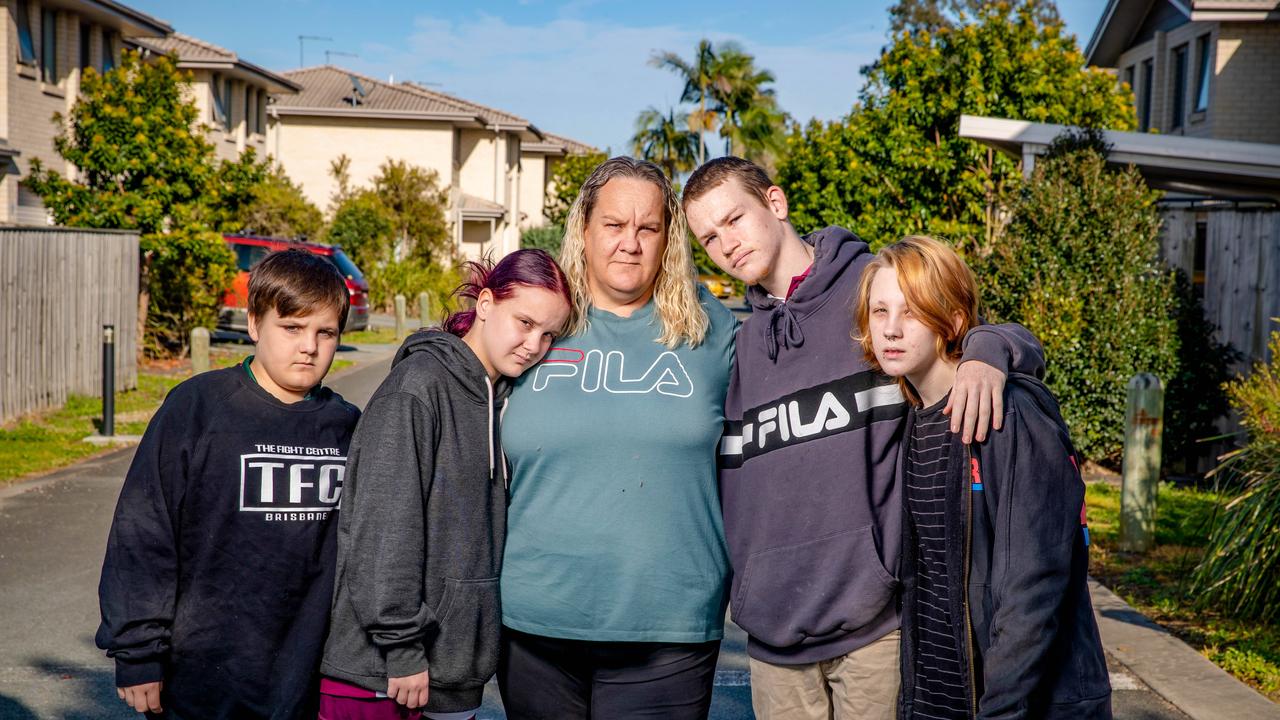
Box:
[777,0,1135,250]
[371,159,451,264]
[631,106,700,179]
[233,164,324,240]
[23,51,237,356]
[521,224,564,258]
[545,151,607,227]
[650,39,786,166]
[325,190,395,274]
[979,140,1178,463]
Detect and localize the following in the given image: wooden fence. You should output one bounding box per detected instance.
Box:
[1160,205,1280,371]
[0,227,139,424]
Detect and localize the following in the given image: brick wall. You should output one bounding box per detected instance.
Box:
[1212,22,1280,145]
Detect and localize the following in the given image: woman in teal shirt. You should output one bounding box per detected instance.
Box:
[498,157,736,719]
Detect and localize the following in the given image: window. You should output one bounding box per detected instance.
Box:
[1171,45,1188,130]
[40,8,57,83]
[1193,218,1207,299]
[16,1,36,65]
[79,22,91,71]
[257,90,267,134]
[211,74,228,128]
[245,85,254,134]
[1140,59,1154,131]
[223,77,234,131]
[1195,34,1212,112]
[101,32,114,72]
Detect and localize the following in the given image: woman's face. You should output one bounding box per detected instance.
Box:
[582,176,667,310]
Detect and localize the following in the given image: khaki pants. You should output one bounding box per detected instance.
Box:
[749,630,900,720]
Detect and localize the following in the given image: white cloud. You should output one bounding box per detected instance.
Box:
[349,13,886,155]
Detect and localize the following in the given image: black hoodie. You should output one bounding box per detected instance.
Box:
[897,375,1111,719]
[321,331,509,713]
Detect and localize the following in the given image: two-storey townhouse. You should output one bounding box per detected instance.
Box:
[519,130,598,229]
[1087,0,1280,142]
[268,65,593,259]
[128,33,300,163]
[1,0,170,224]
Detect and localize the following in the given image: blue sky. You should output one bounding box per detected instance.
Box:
[124,0,1111,154]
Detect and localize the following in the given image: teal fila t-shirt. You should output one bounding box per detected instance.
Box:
[500,287,737,642]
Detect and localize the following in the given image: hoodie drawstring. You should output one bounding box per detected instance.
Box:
[485,377,495,484]
[765,302,805,361]
[498,400,509,490]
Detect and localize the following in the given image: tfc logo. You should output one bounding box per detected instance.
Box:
[239,453,345,512]
[531,348,695,397]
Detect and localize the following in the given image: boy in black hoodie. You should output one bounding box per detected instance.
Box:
[683,157,1045,719]
[855,236,1110,719]
[96,249,361,719]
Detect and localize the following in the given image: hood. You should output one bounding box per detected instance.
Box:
[745,226,872,361]
[391,329,510,405]
[393,328,512,487]
[1008,372,1065,424]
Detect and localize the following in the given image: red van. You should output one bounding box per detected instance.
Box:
[219,235,370,333]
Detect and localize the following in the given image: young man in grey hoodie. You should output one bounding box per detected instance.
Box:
[682,157,1045,720]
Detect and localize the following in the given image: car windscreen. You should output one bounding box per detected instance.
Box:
[327,248,365,282]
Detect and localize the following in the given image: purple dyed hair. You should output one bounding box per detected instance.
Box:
[442,248,573,338]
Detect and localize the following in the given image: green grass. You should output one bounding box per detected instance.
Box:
[1085,481,1280,701]
[0,350,354,486]
[341,327,400,345]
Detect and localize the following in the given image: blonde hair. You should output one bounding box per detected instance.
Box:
[558,156,708,348]
[853,235,980,405]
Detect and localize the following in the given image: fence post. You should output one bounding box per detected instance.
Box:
[1120,373,1164,552]
[190,327,211,375]
[395,294,407,339]
[418,292,432,326]
[102,325,115,437]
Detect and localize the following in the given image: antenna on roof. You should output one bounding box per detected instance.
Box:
[326,49,359,65]
[298,35,333,68]
[347,73,367,107]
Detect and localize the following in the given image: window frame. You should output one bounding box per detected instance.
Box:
[1139,59,1154,131]
[1194,34,1212,113]
[40,7,57,84]
[79,21,91,71]
[101,31,115,72]
[211,73,229,128]
[16,0,37,65]
[1171,44,1188,130]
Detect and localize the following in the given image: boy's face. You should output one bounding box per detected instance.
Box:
[867,267,940,383]
[247,306,342,403]
[685,178,790,287]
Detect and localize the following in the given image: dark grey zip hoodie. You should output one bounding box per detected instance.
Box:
[321,330,508,713]
[719,226,1045,664]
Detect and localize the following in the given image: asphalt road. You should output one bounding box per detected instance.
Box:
[0,347,1185,719]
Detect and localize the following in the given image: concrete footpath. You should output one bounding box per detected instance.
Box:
[0,348,1275,718]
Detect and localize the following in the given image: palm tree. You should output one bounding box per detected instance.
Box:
[630,106,700,180]
[650,39,787,166]
[649,40,719,165]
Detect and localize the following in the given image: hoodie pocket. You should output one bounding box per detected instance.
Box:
[429,577,501,686]
[733,524,898,649]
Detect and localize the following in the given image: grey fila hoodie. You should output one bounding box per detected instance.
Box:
[322,330,508,713]
[719,226,1044,665]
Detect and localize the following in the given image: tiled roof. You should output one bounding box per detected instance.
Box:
[458,193,506,216]
[277,67,538,136]
[543,132,597,155]
[129,32,299,92]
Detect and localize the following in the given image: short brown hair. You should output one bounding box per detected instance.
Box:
[682,156,775,209]
[248,249,350,332]
[853,236,979,405]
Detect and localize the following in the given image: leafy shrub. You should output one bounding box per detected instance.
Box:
[545,152,607,227]
[364,258,464,322]
[325,190,395,273]
[1191,328,1280,622]
[979,142,1178,463]
[141,227,238,355]
[521,224,564,257]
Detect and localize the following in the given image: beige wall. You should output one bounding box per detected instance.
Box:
[188,69,270,162]
[458,128,497,201]
[1114,19,1280,144]
[268,114,454,212]
[518,151,550,227]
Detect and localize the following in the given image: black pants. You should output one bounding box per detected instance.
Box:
[497,627,721,720]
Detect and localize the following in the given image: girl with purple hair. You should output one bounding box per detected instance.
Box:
[319,249,572,720]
